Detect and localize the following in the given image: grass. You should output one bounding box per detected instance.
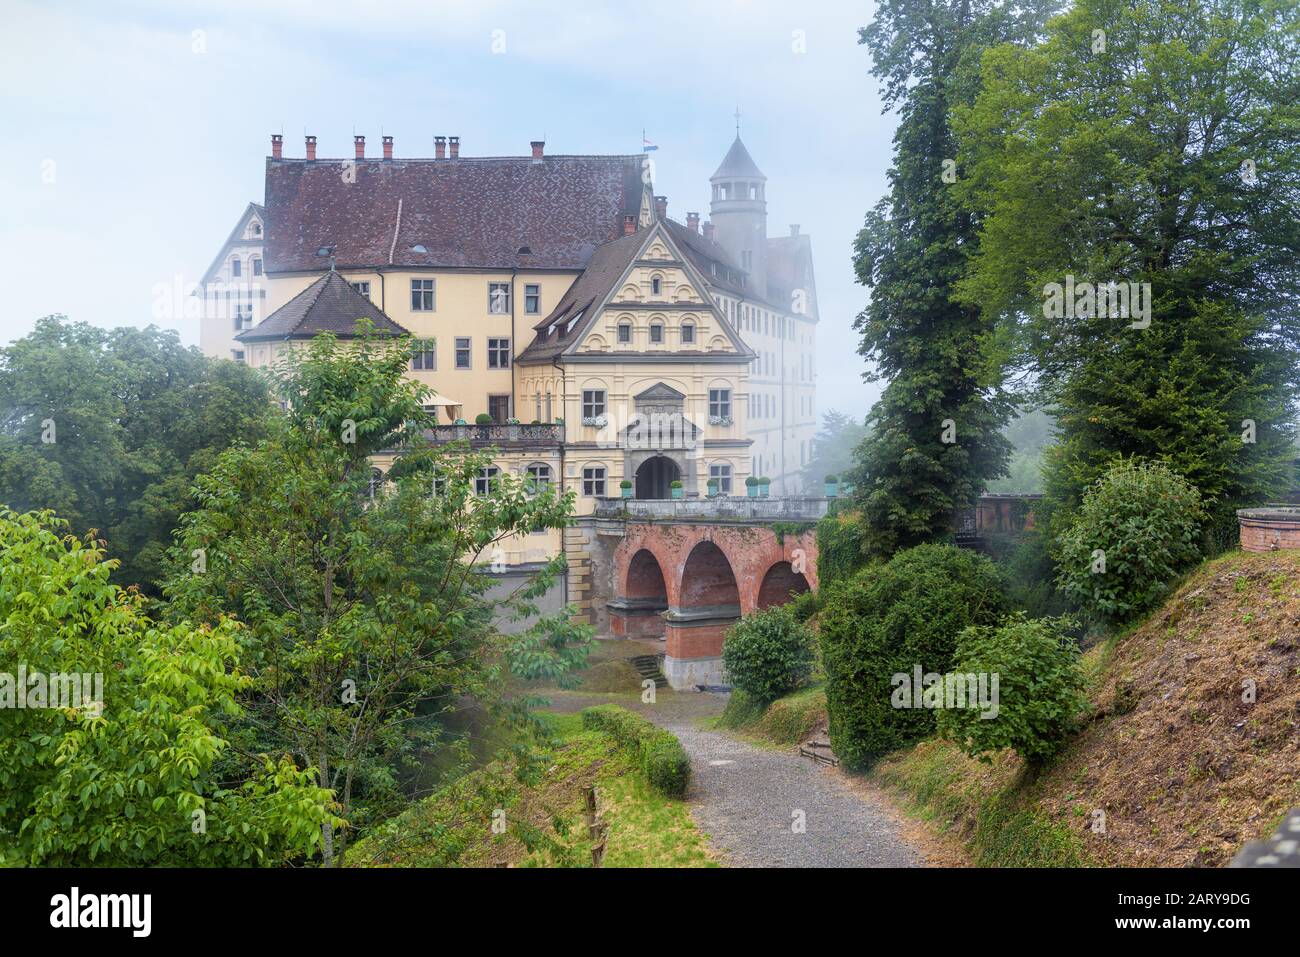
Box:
[347,709,714,868]
[714,684,828,747]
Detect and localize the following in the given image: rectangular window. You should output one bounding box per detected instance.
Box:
[582,466,606,497]
[488,282,511,314]
[411,346,436,370]
[488,394,511,423]
[709,388,731,420]
[649,324,663,344]
[252,259,263,277]
[488,337,511,369]
[411,279,436,311]
[475,466,499,497]
[231,349,246,364]
[524,284,541,314]
[455,337,471,369]
[681,323,695,344]
[582,390,606,419]
[617,323,631,344]
[351,280,370,296]
[709,463,733,494]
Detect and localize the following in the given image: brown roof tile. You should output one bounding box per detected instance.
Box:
[264,154,646,273]
[236,270,410,341]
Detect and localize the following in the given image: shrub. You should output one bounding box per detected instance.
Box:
[746,476,758,487]
[474,413,493,425]
[935,615,1086,769]
[722,606,815,704]
[996,531,1072,619]
[620,479,632,489]
[1055,459,1206,623]
[785,587,821,624]
[824,474,838,483]
[579,706,689,797]
[819,543,1008,769]
[815,511,869,586]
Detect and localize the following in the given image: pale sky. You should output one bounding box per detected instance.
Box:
[0,0,892,420]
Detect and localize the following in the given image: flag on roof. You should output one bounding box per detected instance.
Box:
[642,136,658,153]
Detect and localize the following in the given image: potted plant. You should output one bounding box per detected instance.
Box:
[475,413,493,426]
[453,418,467,426]
[745,476,759,498]
[620,479,633,499]
[706,477,720,497]
[670,479,684,500]
[758,476,771,497]
[824,473,839,497]
[505,416,521,440]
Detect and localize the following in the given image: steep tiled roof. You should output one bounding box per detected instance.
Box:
[710,135,765,181]
[766,233,818,321]
[515,230,646,363]
[661,219,749,299]
[236,271,410,342]
[264,155,646,273]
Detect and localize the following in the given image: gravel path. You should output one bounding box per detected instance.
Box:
[546,690,923,868]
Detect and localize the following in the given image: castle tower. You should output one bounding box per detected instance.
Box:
[709,131,767,298]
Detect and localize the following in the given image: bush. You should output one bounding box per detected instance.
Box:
[996,531,1072,619]
[579,706,689,797]
[935,615,1086,769]
[1055,459,1206,623]
[722,606,815,704]
[785,587,821,624]
[819,543,1008,769]
[815,511,869,586]
[474,413,493,425]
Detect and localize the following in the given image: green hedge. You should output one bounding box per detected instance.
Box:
[579,705,690,798]
[820,543,1008,769]
[815,510,869,586]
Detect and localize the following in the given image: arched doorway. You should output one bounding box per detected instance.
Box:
[635,455,681,499]
[625,549,667,602]
[756,561,811,609]
[679,540,739,609]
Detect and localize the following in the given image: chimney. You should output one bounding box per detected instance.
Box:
[354,135,365,159]
[271,134,283,159]
[530,140,545,162]
[654,195,667,220]
[435,136,446,159]
[686,211,700,233]
[382,135,393,160]
[305,135,317,162]
[449,136,460,159]
[702,221,715,242]
[623,215,636,236]
[790,224,801,237]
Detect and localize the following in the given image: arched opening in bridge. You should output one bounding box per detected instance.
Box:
[635,455,681,500]
[625,549,668,603]
[679,540,740,610]
[756,561,811,609]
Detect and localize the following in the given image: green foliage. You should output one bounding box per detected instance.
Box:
[820,543,1008,769]
[800,409,868,493]
[986,408,1056,493]
[1054,459,1206,623]
[846,2,1059,557]
[722,606,815,705]
[815,511,870,586]
[955,0,1300,534]
[162,329,590,864]
[936,615,1086,767]
[475,413,493,425]
[993,531,1072,619]
[0,508,337,866]
[784,586,821,624]
[579,706,690,798]
[0,316,272,592]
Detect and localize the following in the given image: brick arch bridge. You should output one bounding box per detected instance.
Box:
[572,499,824,689]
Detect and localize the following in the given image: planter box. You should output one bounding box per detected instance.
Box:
[825,482,838,498]
[671,487,684,500]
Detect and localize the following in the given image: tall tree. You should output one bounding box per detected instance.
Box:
[162,328,590,866]
[0,316,272,591]
[955,0,1300,537]
[849,1,1057,557]
[801,409,870,491]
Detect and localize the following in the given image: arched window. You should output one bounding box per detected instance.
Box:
[649,322,663,344]
[230,257,242,277]
[252,258,263,276]
[651,276,662,297]
[617,322,631,344]
[681,321,695,344]
[526,463,552,494]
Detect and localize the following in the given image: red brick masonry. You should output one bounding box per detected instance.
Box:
[1238,507,1300,553]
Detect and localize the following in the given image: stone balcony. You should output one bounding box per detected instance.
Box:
[591,495,831,522]
[422,423,563,449]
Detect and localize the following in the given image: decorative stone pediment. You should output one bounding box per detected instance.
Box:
[633,382,686,411]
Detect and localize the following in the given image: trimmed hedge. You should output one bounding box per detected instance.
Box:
[820,543,1008,770]
[579,705,690,798]
[723,605,815,704]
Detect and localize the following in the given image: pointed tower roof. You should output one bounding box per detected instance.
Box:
[711,135,765,181]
